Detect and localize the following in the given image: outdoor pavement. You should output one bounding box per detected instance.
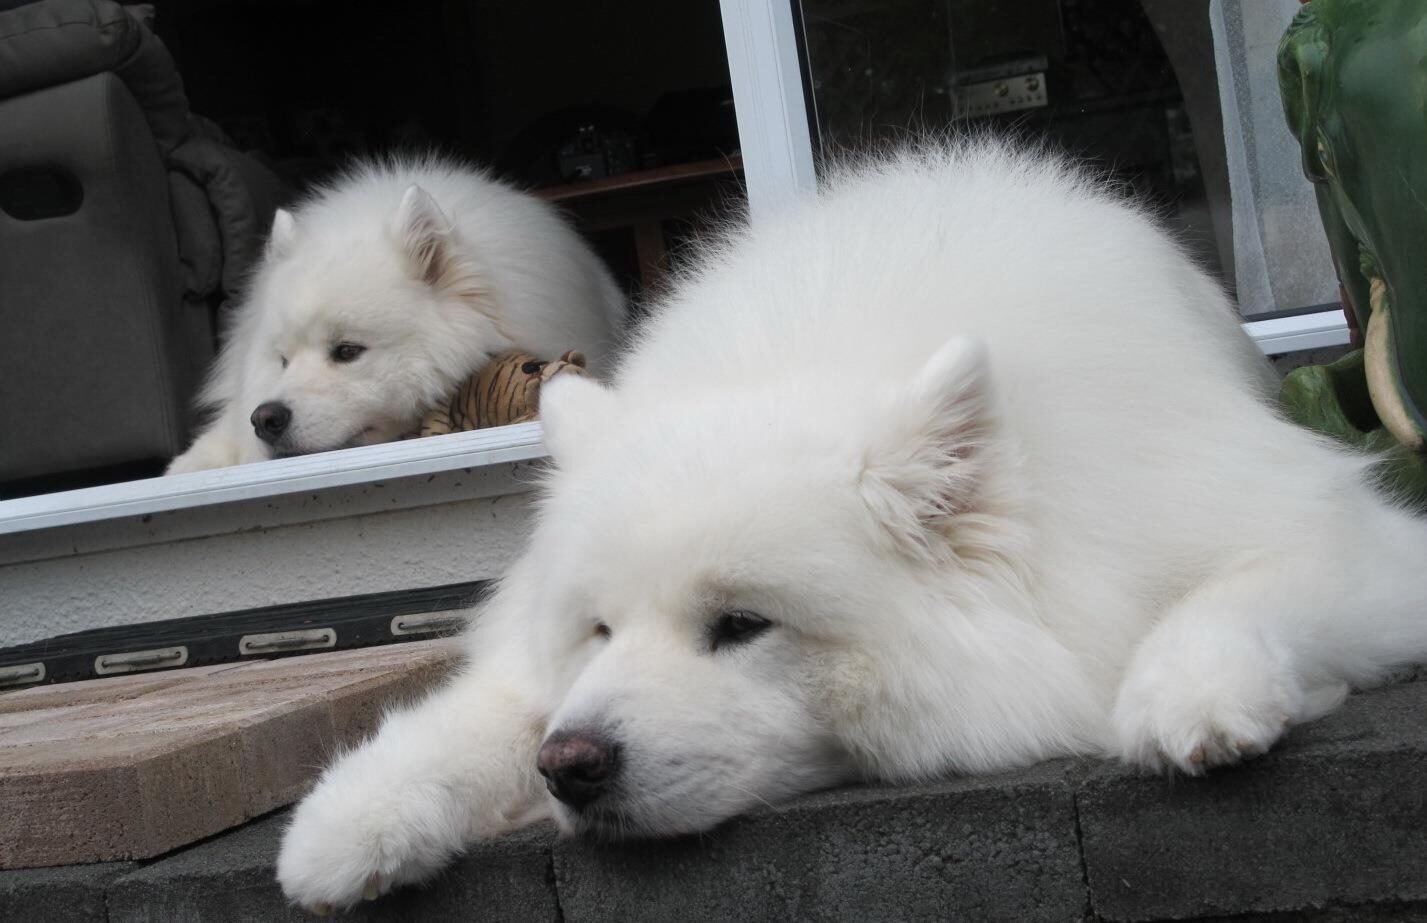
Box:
[3,645,1427,921]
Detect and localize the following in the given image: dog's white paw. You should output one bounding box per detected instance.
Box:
[1111,627,1329,775]
[164,450,222,476]
[1114,685,1289,774]
[276,758,467,914]
[166,431,244,475]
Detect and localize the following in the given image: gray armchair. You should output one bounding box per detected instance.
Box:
[0,0,286,488]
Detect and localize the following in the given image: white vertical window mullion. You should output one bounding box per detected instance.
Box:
[719,0,818,222]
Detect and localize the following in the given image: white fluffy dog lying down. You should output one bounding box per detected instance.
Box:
[167,158,625,474]
[277,142,1427,913]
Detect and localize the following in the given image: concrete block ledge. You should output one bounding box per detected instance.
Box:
[8,680,1427,922]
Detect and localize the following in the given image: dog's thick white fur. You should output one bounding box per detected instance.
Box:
[167,158,625,473]
[277,142,1427,912]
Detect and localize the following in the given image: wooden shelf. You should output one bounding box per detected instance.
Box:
[535,155,743,203]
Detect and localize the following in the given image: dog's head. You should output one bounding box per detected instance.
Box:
[240,185,500,456]
[523,339,1017,837]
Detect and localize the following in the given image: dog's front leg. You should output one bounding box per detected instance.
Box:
[276,664,549,913]
[166,425,245,475]
[166,408,273,474]
[1111,502,1427,774]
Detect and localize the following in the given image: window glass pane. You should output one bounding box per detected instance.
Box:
[1209,0,1337,316]
[798,0,1337,318]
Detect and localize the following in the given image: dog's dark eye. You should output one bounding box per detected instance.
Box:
[521,360,547,375]
[332,343,366,363]
[709,609,771,651]
[594,621,612,640]
[279,356,288,370]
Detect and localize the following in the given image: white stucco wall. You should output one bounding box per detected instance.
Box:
[0,466,536,647]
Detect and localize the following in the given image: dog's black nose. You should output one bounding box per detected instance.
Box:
[251,402,292,443]
[537,730,620,809]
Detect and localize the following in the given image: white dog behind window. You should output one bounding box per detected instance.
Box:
[167,157,625,473]
[276,141,1427,913]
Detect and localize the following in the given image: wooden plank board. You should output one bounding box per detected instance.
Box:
[0,640,459,869]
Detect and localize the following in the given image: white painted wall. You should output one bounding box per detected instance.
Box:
[0,468,537,647]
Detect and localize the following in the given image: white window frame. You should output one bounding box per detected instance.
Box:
[1240,309,1352,355]
[0,0,1351,539]
[719,0,818,221]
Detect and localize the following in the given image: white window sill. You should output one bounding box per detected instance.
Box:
[0,422,547,537]
[1242,308,1351,355]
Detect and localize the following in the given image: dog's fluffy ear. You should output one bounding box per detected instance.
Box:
[266,209,297,260]
[392,185,455,287]
[861,337,992,560]
[539,374,615,463]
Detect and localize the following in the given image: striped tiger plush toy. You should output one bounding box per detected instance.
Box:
[412,350,589,437]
